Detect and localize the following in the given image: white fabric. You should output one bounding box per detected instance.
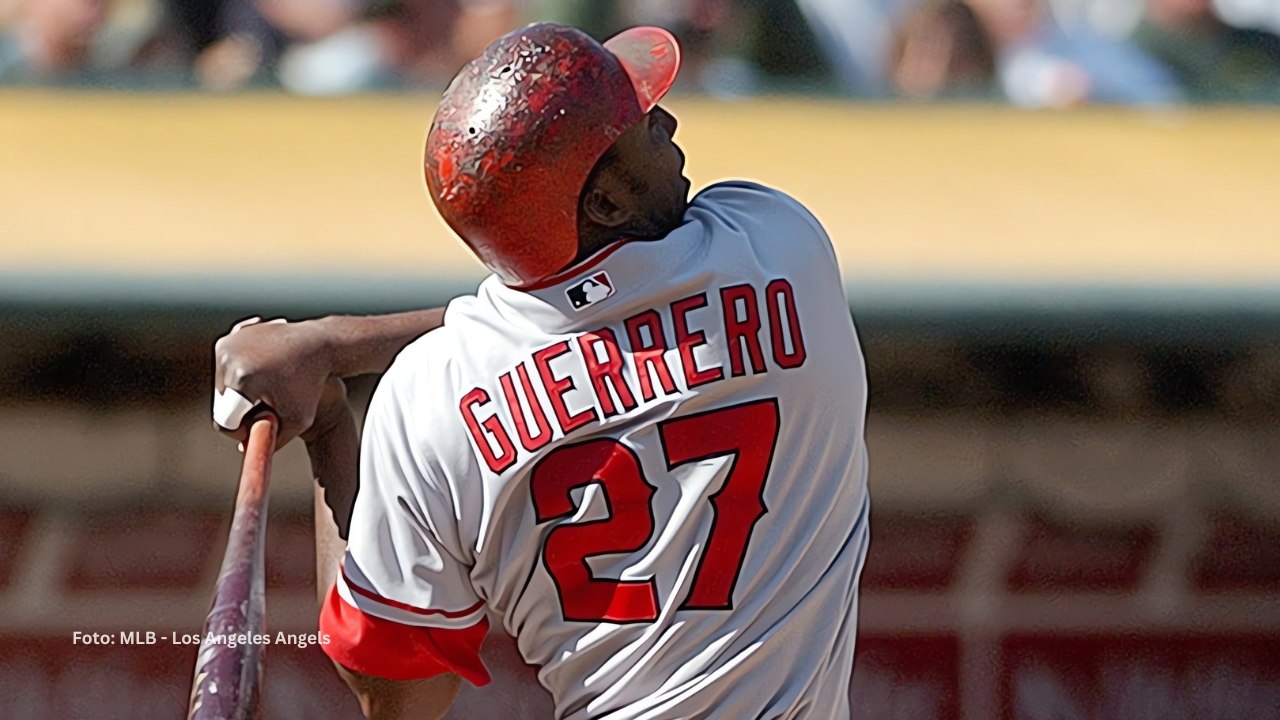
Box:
[211,387,255,431]
[345,182,871,719]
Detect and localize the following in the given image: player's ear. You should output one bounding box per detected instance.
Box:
[581,186,632,229]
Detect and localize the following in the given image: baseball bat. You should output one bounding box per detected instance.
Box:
[188,412,279,720]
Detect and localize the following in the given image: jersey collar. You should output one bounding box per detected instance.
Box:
[515,238,639,292]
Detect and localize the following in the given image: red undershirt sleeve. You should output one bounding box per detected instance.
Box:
[319,584,492,686]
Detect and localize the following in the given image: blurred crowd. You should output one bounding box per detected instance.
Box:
[1,0,1279,104]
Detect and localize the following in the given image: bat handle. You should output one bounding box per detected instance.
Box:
[235,412,278,509]
[189,413,279,720]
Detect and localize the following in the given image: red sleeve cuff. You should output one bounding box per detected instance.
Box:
[319,584,492,686]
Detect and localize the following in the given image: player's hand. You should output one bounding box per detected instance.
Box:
[212,316,336,449]
[301,375,351,447]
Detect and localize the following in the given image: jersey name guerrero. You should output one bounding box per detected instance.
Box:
[459,277,808,475]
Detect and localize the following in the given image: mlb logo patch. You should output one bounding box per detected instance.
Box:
[566,271,615,311]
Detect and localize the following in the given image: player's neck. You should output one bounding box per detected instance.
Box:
[573,228,627,266]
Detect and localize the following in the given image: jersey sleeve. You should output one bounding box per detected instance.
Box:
[319,356,491,685]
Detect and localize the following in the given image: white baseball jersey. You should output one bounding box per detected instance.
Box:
[327,181,870,719]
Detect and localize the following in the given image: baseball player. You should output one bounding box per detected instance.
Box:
[213,22,869,720]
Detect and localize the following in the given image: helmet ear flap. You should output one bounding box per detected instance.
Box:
[424,23,681,287]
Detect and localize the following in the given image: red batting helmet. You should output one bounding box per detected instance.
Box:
[425,23,681,287]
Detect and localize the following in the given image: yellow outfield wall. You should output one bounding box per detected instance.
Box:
[1,90,1277,287]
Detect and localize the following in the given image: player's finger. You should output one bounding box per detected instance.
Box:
[213,323,255,394]
[229,316,262,334]
[214,316,290,392]
[226,316,285,337]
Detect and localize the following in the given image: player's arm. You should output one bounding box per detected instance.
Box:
[314,308,448,377]
[213,308,446,446]
[302,378,466,720]
[330,671,461,720]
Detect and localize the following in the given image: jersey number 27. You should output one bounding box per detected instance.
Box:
[530,399,779,623]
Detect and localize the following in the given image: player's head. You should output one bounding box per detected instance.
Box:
[575,104,689,264]
[425,23,685,287]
